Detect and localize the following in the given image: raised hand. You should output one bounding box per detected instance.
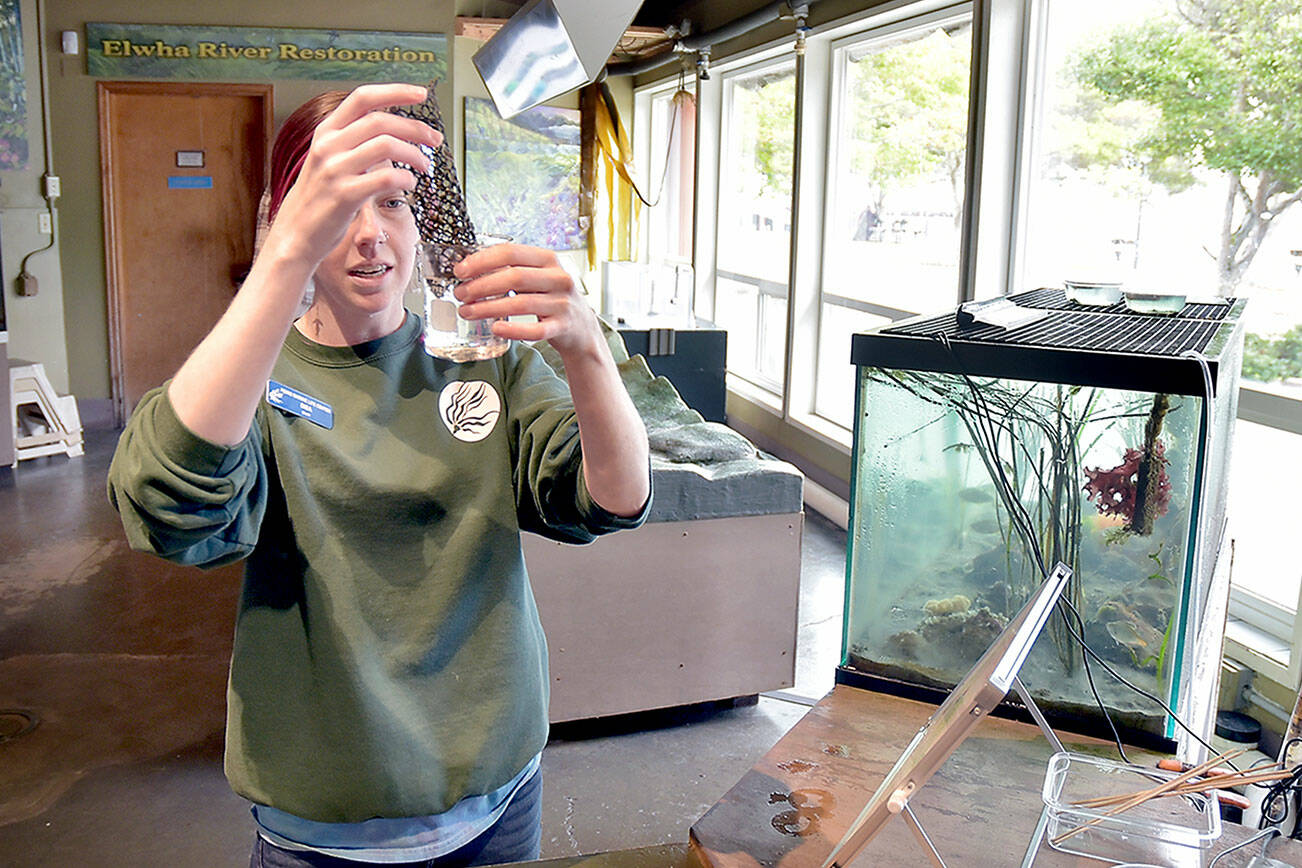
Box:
[450,243,603,360]
[264,83,442,269]
[450,242,650,516]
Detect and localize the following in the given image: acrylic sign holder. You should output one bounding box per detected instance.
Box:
[821,564,1073,868]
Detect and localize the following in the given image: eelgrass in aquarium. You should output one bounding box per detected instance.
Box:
[862,368,1176,676]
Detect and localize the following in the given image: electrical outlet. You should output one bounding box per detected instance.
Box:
[37,212,51,234]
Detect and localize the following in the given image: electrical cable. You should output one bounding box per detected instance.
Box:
[1178,349,1216,662]
[1056,595,1132,764]
[18,0,60,293]
[1259,738,1302,833]
[1054,592,1235,767]
[1208,827,1279,867]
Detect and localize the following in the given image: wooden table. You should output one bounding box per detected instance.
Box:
[689,686,1302,867]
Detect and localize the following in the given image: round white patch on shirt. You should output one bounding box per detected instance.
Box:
[439,380,502,442]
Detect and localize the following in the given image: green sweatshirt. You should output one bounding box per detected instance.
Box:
[108,314,648,823]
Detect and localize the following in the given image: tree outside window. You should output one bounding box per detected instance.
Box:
[1029,0,1302,392]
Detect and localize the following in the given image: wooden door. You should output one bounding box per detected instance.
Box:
[100,82,272,422]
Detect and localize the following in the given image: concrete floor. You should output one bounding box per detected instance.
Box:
[0,428,847,867]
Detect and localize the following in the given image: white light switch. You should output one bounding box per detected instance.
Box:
[38,212,51,234]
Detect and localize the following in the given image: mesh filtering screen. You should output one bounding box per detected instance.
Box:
[885,309,1222,356]
[391,86,478,247]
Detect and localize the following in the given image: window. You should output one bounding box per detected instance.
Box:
[1223,420,1302,686]
[1019,0,1302,355]
[641,84,696,267]
[715,60,797,395]
[816,15,972,428]
[630,2,1301,683]
[1018,0,1302,672]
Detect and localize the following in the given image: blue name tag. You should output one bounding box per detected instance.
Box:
[266,380,334,429]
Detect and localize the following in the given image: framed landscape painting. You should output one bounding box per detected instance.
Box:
[464,97,584,251]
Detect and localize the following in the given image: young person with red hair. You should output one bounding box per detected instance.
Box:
[108,83,650,866]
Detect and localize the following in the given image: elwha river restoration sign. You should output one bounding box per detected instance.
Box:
[85,23,447,82]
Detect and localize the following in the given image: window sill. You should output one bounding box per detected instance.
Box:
[1224,615,1294,690]
[726,373,783,415]
[1238,385,1302,436]
[786,408,854,454]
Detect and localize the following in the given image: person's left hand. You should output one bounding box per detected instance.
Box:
[452,244,603,359]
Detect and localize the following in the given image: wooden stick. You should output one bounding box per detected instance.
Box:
[1067,750,1251,808]
[1078,772,1291,810]
[1072,765,1290,810]
[1067,749,1247,808]
[1083,765,1286,806]
[1164,768,1292,796]
[1051,749,1244,846]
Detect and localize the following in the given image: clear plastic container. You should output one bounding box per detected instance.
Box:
[1041,752,1221,866]
[1123,291,1187,315]
[1064,280,1123,306]
[418,236,512,362]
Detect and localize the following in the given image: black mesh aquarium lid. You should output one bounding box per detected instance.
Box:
[852,293,1247,397]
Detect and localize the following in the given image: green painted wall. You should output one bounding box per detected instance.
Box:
[42,1,459,404]
[1,0,70,393]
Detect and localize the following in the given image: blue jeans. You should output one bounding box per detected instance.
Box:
[248,772,543,868]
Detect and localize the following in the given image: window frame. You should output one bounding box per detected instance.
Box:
[1000,0,1302,665]
[1225,585,1302,690]
[803,5,976,432]
[711,52,801,400]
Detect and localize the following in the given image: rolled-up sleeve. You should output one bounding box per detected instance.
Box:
[107,385,268,568]
[506,347,651,544]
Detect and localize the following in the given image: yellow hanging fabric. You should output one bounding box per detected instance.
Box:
[592,82,642,266]
[582,82,695,269]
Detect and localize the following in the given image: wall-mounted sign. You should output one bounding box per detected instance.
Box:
[175,150,204,168]
[168,175,213,189]
[86,23,447,82]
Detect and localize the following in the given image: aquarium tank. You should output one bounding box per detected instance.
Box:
[840,289,1246,745]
